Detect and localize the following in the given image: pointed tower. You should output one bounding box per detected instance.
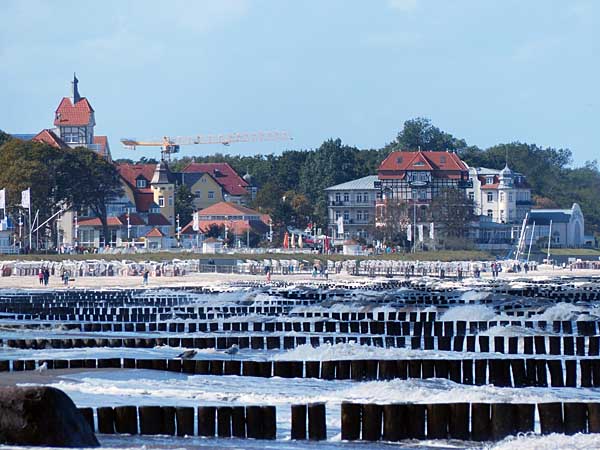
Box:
[151,160,176,235]
[71,73,81,104]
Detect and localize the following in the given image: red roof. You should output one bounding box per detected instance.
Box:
[147,213,171,226]
[31,129,69,149]
[118,213,145,226]
[145,227,165,238]
[182,219,267,235]
[78,216,123,227]
[198,201,264,218]
[379,151,468,171]
[54,97,94,126]
[117,164,157,212]
[93,135,109,157]
[182,162,249,196]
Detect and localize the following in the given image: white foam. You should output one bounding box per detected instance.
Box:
[490,433,600,450]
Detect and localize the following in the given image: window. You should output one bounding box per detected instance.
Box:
[500,192,504,201]
[335,193,341,203]
[363,192,370,202]
[335,211,341,220]
[363,211,369,221]
[440,156,446,163]
[414,161,425,167]
[356,193,363,203]
[357,211,363,221]
[343,210,350,221]
[195,190,201,197]
[396,157,403,164]
[208,191,215,199]
[136,179,147,188]
[418,190,427,200]
[469,192,475,201]
[487,209,493,218]
[158,196,165,207]
[487,192,493,202]
[343,193,350,202]
[509,193,513,201]
[168,196,173,206]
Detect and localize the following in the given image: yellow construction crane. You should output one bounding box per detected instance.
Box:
[121,131,291,161]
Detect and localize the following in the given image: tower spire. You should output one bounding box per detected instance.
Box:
[71,73,80,104]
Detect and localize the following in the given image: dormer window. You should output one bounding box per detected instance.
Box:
[396,157,403,164]
[486,176,494,184]
[440,156,446,164]
[136,178,147,188]
[414,161,425,167]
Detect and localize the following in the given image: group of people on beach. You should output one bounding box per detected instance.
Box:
[37,268,50,286]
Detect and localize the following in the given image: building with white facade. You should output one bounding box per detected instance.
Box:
[324,175,378,243]
[526,203,586,247]
[467,165,532,224]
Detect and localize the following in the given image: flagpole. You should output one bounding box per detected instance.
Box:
[28,204,32,251]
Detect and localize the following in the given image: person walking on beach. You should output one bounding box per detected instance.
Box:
[38,269,44,285]
[43,268,50,286]
[142,269,149,286]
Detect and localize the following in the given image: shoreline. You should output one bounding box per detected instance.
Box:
[0,266,598,291]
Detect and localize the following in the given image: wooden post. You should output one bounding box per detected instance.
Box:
[245,406,263,439]
[427,403,449,439]
[78,407,94,432]
[139,406,164,435]
[261,406,276,440]
[538,402,563,434]
[587,403,600,433]
[563,402,587,435]
[449,403,469,440]
[491,404,515,440]
[97,406,115,434]
[514,403,535,434]
[175,407,194,437]
[471,403,491,441]
[361,404,382,441]
[308,403,327,441]
[291,404,307,440]
[114,406,137,434]
[383,404,406,441]
[548,360,564,387]
[406,404,426,439]
[341,402,361,441]
[162,406,175,436]
[198,406,216,437]
[217,406,232,437]
[232,406,246,438]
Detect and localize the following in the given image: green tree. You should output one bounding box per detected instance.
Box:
[428,188,475,247]
[387,117,469,152]
[62,148,123,245]
[174,183,194,227]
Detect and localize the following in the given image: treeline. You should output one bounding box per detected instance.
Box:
[150,118,598,235]
[0,131,122,246]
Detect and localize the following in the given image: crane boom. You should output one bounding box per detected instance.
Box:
[121,131,291,160]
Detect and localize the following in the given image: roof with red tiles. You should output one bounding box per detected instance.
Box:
[93,135,110,158]
[77,216,123,227]
[31,129,69,150]
[145,227,165,238]
[182,219,268,235]
[147,213,172,226]
[116,164,158,212]
[54,97,95,126]
[118,213,145,226]
[182,162,249,196]
[198,201,266,218]
[378,151,469,179]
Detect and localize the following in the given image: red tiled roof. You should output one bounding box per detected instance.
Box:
[117,164,158,212]
[182,162,249,196]
[182,219,267,235]
[31,129,69,149]
[145,227,165,238]
[54,97,94,126]
[93,135,109,157]
[147,213,171,226]
[118,213,145,226]
[77,216,123,227]
[379,151,468,173]
[198,201,266,218]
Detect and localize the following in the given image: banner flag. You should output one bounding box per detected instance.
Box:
[429,222,435,240]
[407,223,412,242]
[21,188,30,209]
[418,224,424,242]
[192,211,199,231]
[0,189,5,210]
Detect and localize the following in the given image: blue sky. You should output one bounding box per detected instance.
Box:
[1,0,599,164]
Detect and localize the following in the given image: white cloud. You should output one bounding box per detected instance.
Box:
[388,0,418,12]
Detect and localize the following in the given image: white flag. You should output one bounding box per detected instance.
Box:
[429,222,435,240]
[21,188,30,209]
[0,189,5,210]
[407,223,412,242]
[192,211,199,231]
[418,224,424,242]
[336,216,344,234]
